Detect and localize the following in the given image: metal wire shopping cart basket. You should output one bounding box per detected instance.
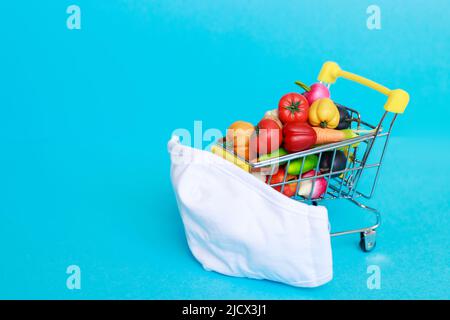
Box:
[212,61,409,252]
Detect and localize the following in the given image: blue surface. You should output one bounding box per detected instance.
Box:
[0,0,449,299]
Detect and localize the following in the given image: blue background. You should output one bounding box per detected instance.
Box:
[1,0,449,299]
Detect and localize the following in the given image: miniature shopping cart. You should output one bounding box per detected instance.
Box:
[212,61,409,252]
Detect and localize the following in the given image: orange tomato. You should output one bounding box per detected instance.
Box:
[226,121,255,160]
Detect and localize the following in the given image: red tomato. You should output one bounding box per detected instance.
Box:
[249,118,283,156]
[283,122,317,152]
[278,93,310,124]
[267,167,298,197]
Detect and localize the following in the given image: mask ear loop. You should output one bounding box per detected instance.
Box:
[168,135,181,152]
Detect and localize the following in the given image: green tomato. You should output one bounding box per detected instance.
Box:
[287,154,319,175]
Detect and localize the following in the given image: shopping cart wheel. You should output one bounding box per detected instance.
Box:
[359,230,376,252]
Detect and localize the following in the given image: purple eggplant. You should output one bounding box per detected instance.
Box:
[336,104,352,129]
[319,150,347,177]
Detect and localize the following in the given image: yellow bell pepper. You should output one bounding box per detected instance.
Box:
[308,98,340,129]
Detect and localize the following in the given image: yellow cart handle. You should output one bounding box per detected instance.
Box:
[317,61,409,114]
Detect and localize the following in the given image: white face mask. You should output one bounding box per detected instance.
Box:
[168,136,333,288]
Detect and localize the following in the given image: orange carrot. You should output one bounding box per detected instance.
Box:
[312,127,358,145]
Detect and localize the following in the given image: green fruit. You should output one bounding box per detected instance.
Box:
[287,154,318,175]
[257,147,289,163]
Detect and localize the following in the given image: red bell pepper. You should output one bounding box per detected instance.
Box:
[282,122,317,153]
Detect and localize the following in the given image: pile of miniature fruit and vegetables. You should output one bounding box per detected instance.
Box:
[224,81,362,200]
